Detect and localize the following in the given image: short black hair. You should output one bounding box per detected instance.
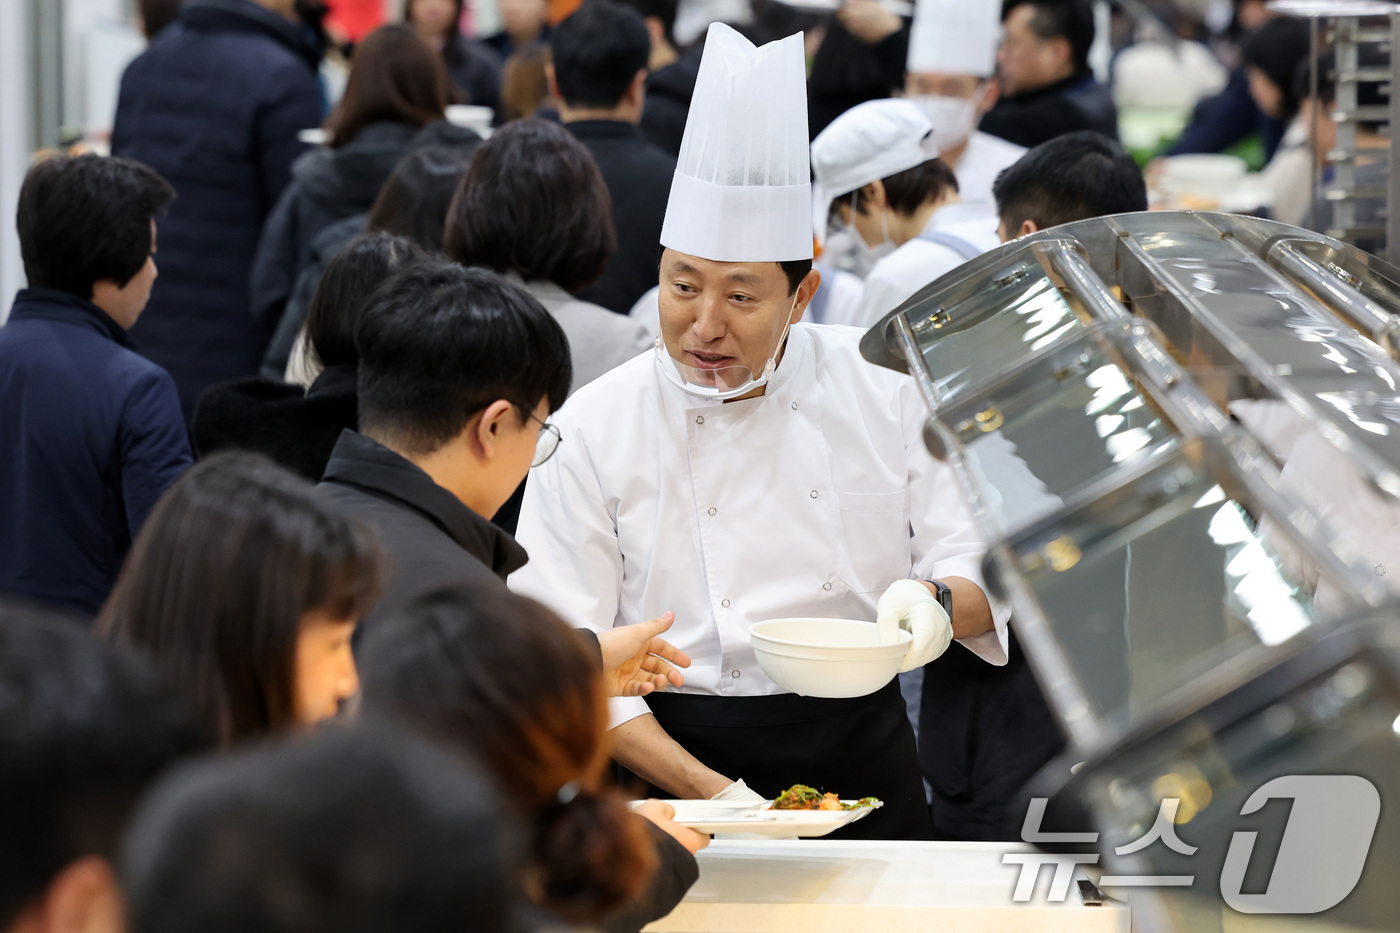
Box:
[827,157,960,224]
[993,131,1146,234]
[1242,17,1311,121]
[613,0,677,47]
[0,600,208,928]
[356,259,573,455]
[305,232,428,370]
[779,259,813,295]
[551,1,651,109]
[17,154,174,300]
[444,119,616,294]
[1002,0,1095,72]
[366,143,480,251]
[122,721,526,933]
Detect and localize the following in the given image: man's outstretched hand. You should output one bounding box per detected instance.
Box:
[598,613,691,698]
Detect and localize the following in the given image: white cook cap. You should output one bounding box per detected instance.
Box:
[810,98,938,246]
[907,0,1001,77]
[659,23,812,263]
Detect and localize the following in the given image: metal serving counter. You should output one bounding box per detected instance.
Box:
[862,211,1400,932]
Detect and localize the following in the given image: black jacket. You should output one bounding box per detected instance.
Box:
[641,46,703,157]
[192,364,358,481]
[568,121,676,314]
[260,213,365,379]
[442,33,505,125]
[807,20,909,139]
[250,120,481,330]
[111,0,324,417]
[317,431,529,624]
[593,823,698,933]
[979,70,1119,149]
[0,289,191,616]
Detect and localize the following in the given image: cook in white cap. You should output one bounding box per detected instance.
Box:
[511,23,1008,841]
[812,98,1001,330]
[905,0,1025,215]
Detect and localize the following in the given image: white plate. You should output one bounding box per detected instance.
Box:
[640,798,884,837]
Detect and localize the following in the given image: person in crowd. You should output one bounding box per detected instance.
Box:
[122,722,526,933]
[547,2,677,315]
[314,260,687,695]
[910,129,1148,841]
[513,24,1007,841]
[806,0,909,138]
[263,140,481,381]
[485,0,551,58]
[405,0,506,121]
[500,39,554,120]
[0,601,208,933]
[444,119,654,386]
[194,234,428,480]
[137,0,182,38]
[1164,3,1289,161]
[615,0,701,156]
[96,452,384,744]
[812,99,1000,329]
[993,130,1146,240]
[111,0,324,418]
[0,155,189,617]
[979,0,1118,148]
[361,583,705,933]
[250,23,478,336]
[1298,45,1391,254]
[903,0,1025,217]
[1238,15,1310,137]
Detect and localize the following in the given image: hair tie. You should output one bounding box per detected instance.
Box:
[557,781,581,805]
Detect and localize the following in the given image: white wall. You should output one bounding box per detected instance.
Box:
[0,0,33,315]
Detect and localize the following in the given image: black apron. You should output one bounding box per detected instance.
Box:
[635,681,933,840]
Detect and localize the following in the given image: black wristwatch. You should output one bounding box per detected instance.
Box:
[927,579,954,616]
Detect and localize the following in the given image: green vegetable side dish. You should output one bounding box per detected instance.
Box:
[769,784,882,811]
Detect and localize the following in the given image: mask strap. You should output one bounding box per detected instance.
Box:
[761,287,803,377]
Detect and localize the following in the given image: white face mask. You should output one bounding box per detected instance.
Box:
[845,194,895,267]
[909,90,984,154]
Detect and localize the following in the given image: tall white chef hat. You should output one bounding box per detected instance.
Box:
[810,99,938,246]
[907,0,1002,77]
[659,23,812,262]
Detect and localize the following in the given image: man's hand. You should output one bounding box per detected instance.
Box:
[837,0,902,45]
[876,579,953,672]
[633,799,711,855]
[599,613,691,698]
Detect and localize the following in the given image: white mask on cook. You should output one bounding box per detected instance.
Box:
[909,86,986,153]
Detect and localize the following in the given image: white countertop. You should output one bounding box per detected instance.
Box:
[644,839,1129,933]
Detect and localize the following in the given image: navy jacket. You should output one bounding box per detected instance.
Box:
[0,289,192,617]
[111,0,324,418]
[1165,69,1286,162]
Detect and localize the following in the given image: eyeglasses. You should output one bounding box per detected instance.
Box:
[530,414,562,467]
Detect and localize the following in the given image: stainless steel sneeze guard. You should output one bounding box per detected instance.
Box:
[863,211,1400,932]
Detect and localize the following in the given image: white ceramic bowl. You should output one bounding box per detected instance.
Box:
[749,618,911,698]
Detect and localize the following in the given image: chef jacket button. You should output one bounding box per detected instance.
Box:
[791,402,799,410]
[721,598,731,608]
[810,489,819,499]
[695,415,705,425]
[822,582,832,591]
[731,670,741,678]
[708,507,717,516]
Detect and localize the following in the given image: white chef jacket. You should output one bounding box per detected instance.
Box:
[953,131,1026,219]
[511,323,1010,728]
[854,202,1002,330]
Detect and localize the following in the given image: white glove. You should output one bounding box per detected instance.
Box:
[710,779,767,803]
[877,579,953,672]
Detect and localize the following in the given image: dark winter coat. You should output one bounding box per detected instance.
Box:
[110,0,324,419]
[259,213,365,379]
[192,364,358,481]
[0,289,192,617]
[979,70,1120,149]
[568,121,675,314]
[249,120,481,332]
[442,33,506,125]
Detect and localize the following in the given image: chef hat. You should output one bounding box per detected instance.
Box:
[907,0,1001,77]
[810,99,938,246]
[659,23,812,263]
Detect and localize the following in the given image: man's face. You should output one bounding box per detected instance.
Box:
[658,250,807,390]
[997,5,1072,96]
[905,72,983,100]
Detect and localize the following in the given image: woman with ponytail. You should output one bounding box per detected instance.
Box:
[357,581,705,932]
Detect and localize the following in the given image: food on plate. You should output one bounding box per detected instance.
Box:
[770,784,881,811]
